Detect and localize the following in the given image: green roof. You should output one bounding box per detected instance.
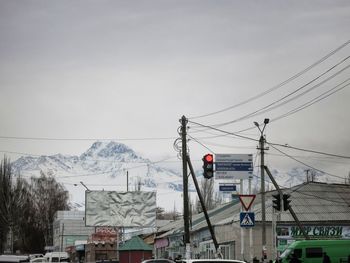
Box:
[118,236,153,251]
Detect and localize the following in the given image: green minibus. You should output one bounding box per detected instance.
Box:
[279,240,350,263]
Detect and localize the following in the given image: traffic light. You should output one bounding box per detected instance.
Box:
[272,194,281,211]
[283,194,291,211]
[202,153,214,179]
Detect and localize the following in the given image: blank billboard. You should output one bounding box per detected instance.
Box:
[85,191,156,227]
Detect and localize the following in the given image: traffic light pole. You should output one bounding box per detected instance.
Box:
[263,165,309,240]
[187,155,221,258]
[181,116,191,258]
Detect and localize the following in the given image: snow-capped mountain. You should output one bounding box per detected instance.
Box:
[12,141,186,210]
[11,141,329,211]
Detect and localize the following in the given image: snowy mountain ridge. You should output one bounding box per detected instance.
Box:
[12,141,186,210]
[11,141,327,211]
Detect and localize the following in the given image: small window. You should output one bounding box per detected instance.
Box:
[306,247,323,258]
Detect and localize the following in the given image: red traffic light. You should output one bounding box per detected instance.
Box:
[204,154,213,162]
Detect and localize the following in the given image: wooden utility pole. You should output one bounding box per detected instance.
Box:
[181,116,191,259]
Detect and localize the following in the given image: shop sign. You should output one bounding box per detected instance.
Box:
[277,225,350,239]
[96,227,118,235]
[155,238,169,248]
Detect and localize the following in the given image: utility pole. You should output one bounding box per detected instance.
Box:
[187,155,221,258]
[181,115,191,259]
[260,133,267,260]
[254,119,269,261]
[264,166,309,240]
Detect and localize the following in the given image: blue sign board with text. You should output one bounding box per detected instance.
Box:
[216,162,253,171]
[219,184,237,192]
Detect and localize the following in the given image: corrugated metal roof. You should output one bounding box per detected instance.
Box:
[156,182,350,238]
[119,236,153,251]
[247,182,350,222]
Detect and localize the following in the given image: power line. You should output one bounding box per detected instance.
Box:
[188,120,350,161]
[266,152,350,164]
[271,79,350,123]
[268,143,346,180]
[188,120,258,143]
[228,78,350,134]
[188,135,215,154]
[189,39,350,120]
[0,136,176,142]
[268,142,350,159]
[0,150,180,164]
[193,56,350,130]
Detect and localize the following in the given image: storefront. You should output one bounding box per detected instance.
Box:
[277,225,350,252]
[154,238,169,258]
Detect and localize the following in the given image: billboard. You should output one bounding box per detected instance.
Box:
[85,191,156,227]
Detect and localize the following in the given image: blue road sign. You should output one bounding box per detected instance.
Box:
[219,184,237,192]
[240,212,255,228]
[216,162,253,171]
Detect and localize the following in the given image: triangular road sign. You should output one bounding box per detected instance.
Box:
[239,194,256,211]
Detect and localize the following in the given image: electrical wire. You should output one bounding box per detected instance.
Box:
[188,120,258,143]
[234,78,350,134]
[268,142,350,159]
[192,56,350,130]
[266,152,350,165]
[189,39,350,120]
[188,120,350,160]
[188,135,215,154]
[0,136,176,142]
[192,78,350,137]
[271,80,350,123]
[268,143,346,180]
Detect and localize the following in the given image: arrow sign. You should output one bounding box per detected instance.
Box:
[239,194,256,211]
[240,212,255,227]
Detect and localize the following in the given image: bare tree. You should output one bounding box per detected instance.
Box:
[29,172,70,247]
[195,178,216,213]
[0,157,13,253]
[0,157,70,253]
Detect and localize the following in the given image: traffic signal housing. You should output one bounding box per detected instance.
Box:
[283,194,291,211]
[272,194,281,211]
[202,153,214,179]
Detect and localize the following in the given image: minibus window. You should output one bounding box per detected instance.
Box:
[294,249,302,258]
[306,247,323,258]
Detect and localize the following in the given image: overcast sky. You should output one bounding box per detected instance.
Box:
[0,0,349,183]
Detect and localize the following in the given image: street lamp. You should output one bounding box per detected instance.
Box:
[254,118,269,261]
[254,118,269,134]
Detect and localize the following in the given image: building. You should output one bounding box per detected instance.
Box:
[85,227,119,262]
[53,211,95,251]
[119,236,153,263]
[154,182,350,261]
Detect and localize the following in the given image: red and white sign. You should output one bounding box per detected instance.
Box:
[239,194,256,211]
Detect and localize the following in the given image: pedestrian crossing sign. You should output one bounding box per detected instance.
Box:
[240,212,255,227]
